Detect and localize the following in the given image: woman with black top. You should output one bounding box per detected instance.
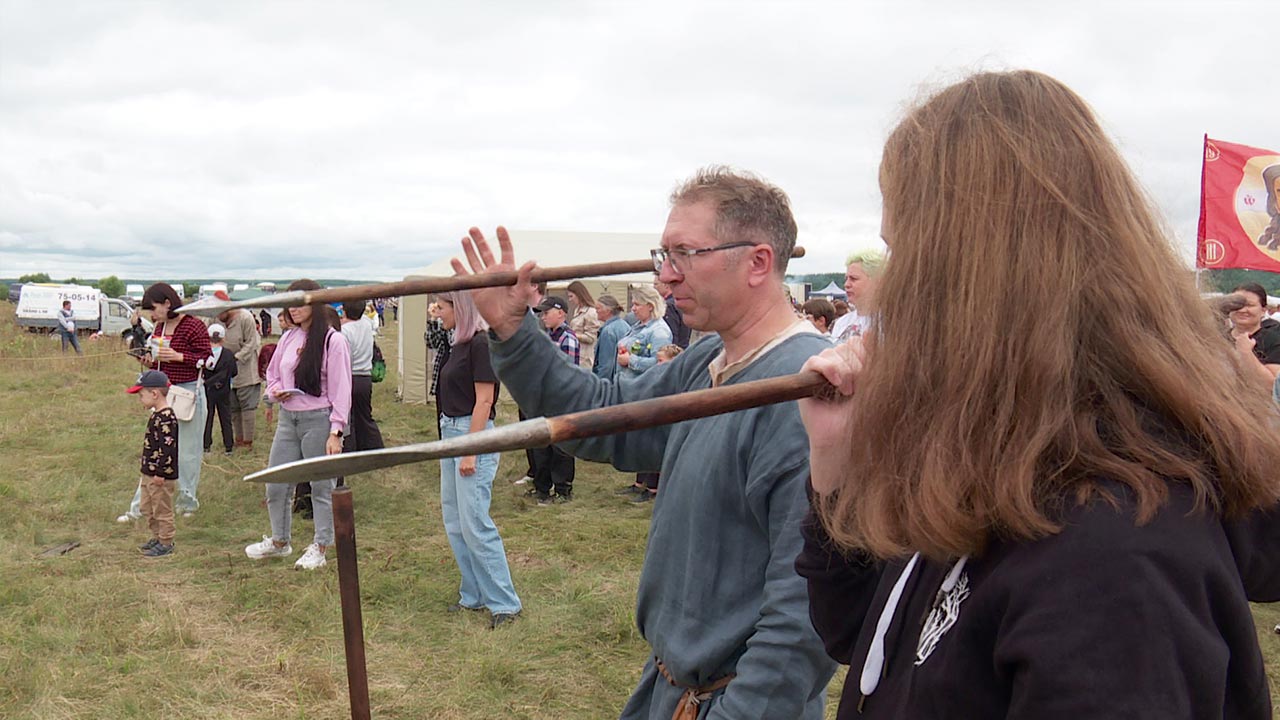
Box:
[1229,282,1280,391]
[795,71,1280,718]
[435,290,522,628]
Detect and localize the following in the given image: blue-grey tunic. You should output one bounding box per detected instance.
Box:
[490,312,836,719]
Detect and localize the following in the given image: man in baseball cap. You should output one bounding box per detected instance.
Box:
[528,296,580,504]
[533,296,568,314]
[126,369,171,394]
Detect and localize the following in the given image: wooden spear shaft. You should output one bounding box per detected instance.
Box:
[244,370,832,485]
[180,247,807,317]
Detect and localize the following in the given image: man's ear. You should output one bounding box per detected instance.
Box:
[744,245,778,288]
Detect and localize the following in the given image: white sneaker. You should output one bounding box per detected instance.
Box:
[116,512,140,523]
[245,535,292,559]
[294,543,327,570]
[513,475,532,486]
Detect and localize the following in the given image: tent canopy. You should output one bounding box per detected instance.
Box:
[398,230,659,404]
[810,281,847,299]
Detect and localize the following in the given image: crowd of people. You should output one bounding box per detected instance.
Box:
[112,69,1280,717]
[118,283,388,569]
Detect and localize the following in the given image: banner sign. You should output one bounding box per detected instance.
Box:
[1197,136,1280,271]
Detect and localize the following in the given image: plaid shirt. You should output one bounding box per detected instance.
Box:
[425,318,452,396]
[549,323,580,366]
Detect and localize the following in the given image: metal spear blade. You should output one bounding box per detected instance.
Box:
[180,290,308,317]
[244,418,552,484]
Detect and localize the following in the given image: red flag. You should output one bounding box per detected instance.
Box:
[1197,136,1280,271]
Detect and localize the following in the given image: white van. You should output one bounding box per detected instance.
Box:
[15,284,148,337]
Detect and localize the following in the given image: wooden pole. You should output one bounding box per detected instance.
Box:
[179,247,806,316]
[332,487,371,720]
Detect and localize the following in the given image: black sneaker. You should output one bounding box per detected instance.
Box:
[614,485,644,496]
[446,602,484,614]
[143,543,174,558]
[138,537,160,551]
[490,611,521,629]
[538,494,571,506]
[631,491,656,504]
[533,492,553,505]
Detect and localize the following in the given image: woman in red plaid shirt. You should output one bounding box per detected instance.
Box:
[117,283,211,521]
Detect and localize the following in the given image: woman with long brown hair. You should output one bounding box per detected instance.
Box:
[565,280,602,372]
[245,279,351,571]
[796,70,1280,718]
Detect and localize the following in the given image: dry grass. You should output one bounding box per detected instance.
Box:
[1,315,1275,717]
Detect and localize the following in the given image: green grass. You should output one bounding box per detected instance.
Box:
[2,317,1276,718]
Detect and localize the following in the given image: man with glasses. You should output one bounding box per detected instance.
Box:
[453,166,835,719]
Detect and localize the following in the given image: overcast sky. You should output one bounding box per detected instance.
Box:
[1,0,1276,282]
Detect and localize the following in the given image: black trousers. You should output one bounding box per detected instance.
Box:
[204,388,233,451]
[343,375,384,453]
[637,472,660,491]
[519,408,539,478]
[531,444,575,498]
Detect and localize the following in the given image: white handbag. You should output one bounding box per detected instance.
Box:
[167,377,198,422]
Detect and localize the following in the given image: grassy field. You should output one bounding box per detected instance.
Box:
[0,315,1276,718]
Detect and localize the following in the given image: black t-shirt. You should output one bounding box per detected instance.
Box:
[437,334,500,420]
[1250,317,1280,365]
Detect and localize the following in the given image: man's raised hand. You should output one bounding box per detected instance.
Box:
[450,226,537,340]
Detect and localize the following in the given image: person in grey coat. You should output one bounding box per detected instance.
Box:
[452,167,836,720]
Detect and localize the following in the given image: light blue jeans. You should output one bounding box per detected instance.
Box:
[265,408,336,547]
[439,414,521,614]
[128,381,206,515]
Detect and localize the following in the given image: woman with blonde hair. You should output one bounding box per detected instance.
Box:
[796,70,1280,718]
[617,284,672,376]
[829,248,885,341]
[565,280,602,371]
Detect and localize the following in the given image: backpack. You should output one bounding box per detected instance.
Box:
[371,342,386,383]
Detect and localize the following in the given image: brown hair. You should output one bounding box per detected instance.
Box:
[819,70,1280,560]
[669,165,797,275]
[141,283,184,318]
[1232,283,1268,309]
[566,280,595,309]
[801,298,836,328]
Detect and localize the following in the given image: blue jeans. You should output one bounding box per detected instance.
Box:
[439,414,521,614]
[60,330,82,354]
[128,381,206,515]
[264,408,336,547]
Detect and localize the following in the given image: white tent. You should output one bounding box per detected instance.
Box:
[397,230,659,404]
[810,281,847,299]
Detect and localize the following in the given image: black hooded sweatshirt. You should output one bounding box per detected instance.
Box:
[796,478,1280,718]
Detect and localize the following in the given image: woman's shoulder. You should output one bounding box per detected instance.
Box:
[992,479,1228,582]
[177,314,206,331]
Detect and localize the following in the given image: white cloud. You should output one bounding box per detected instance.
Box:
[1,0,1276,281]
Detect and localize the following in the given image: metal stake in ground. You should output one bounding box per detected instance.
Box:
[333,487,371,720]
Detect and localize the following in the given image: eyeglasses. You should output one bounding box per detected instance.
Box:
[650,242,756,274]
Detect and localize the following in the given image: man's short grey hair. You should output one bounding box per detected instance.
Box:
[669,165,797,276]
